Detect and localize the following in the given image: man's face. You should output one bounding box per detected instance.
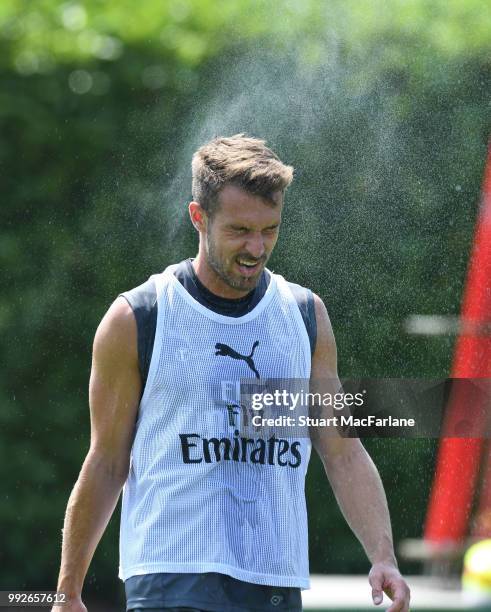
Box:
[204,184,283,294]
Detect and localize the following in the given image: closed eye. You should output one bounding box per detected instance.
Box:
[228,225,279,235]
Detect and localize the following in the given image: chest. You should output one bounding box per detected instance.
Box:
[153,294,309,391]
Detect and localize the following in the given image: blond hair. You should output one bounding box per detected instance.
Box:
[192,134,294,215]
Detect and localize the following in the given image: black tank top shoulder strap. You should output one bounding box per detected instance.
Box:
[285,281,317,357]
[119,276,158,394]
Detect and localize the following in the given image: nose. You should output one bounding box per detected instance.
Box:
[245,232,265,259]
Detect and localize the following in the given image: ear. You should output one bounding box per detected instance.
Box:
[189,201,207,232]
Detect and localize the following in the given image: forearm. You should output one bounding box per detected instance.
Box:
[322,440,396,566]
[56,450,126,597]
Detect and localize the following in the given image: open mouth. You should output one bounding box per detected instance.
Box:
[236,258,262,277]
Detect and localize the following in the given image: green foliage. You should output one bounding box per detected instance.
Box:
[0,0,490,601]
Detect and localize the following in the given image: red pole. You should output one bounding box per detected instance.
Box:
[472,441,491,538]
[425,142,491,543]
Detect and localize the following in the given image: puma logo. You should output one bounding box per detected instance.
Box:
[215,341,260,379]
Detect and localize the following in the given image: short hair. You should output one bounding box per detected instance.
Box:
[191,133,294,216]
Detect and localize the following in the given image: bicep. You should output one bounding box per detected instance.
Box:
[88,297,142,479]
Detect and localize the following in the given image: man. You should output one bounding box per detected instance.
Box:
[54,134,410,612]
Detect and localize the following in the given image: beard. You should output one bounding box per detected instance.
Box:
[205,230,268,292]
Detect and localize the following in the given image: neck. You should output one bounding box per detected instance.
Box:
[192,251,253,299]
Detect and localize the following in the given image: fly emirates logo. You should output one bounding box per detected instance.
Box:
[179,429,302,468]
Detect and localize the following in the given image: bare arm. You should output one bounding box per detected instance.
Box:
[54,298,141,610]
[309,294,410,612]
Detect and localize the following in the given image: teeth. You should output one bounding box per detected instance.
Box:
[238,259,258,266]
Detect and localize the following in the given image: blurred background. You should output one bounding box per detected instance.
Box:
[0,0,490,609]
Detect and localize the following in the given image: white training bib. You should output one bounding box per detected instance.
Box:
[118,265,312,588]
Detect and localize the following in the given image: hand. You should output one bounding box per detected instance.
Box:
[51,594,87,612]
[368,562,410,612]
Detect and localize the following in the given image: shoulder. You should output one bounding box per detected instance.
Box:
[114,275,164,386]
[312,293,334,334]
[310,293,337,375]
[275,276,318,356]
[119,276,158,314]
[272,273,316,313]
[95,297,136,343]
[285,280,316,324]
[118,277,159,351]
[93,296,138,368]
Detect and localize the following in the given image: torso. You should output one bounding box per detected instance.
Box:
[118,261,317,612]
